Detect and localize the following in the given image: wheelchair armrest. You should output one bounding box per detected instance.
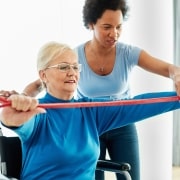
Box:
[96,160,132,180]
[96,160,131,172]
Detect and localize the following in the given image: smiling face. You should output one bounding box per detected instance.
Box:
[40,49,80,100]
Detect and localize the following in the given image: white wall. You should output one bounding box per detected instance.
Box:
[0,0,62,92]
[0,0,174,179]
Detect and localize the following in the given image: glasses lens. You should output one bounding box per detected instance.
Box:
[58,63,81,72]
[58,64,70,71]
[72,64,81,71]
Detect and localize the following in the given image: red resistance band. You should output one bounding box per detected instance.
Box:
[0,96,180,109]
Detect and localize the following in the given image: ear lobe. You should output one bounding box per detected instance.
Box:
[39,70,46,81]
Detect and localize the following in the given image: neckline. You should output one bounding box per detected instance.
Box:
[82,42,117,77]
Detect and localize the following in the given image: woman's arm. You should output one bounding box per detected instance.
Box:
[22,79,43,97]
[0,79,43,98]
[138,50,180,95]
[97,91,180,135]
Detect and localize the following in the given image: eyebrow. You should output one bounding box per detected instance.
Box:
[57,62,79,65]
[101,23,122,27]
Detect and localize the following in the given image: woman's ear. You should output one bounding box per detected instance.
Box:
[39,70,47,88]
[88,23,94,30]
[39,70,46,82]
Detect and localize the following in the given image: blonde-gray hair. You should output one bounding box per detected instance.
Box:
[37,41,76,71]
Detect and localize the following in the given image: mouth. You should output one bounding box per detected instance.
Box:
[107,39,117,45]
[64,80,76,84]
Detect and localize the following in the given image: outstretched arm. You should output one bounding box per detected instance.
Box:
[124,91,180,125]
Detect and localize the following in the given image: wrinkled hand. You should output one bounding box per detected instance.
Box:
[9,94,39,111]
[169,65,180,96]
[0,94,46,127]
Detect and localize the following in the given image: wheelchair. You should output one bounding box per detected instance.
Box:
[0,127,131,180]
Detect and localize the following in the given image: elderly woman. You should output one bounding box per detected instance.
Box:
[0,41,180,180]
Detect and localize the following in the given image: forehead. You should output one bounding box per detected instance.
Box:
[98,10,123,24]
[53,50,78,64]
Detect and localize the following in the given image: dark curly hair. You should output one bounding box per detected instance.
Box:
[83,0,129,29]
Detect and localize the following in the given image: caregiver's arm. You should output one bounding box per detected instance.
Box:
[22,79,43,97]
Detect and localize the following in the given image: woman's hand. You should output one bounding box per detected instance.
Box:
[0,90,19,97]
[0,94,46,127]
[169,65,180,96]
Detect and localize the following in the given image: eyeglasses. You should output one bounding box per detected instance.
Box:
[46,63,82,72]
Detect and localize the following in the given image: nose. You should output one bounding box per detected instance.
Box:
[109,28,119,38]
[67,66,76,75]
